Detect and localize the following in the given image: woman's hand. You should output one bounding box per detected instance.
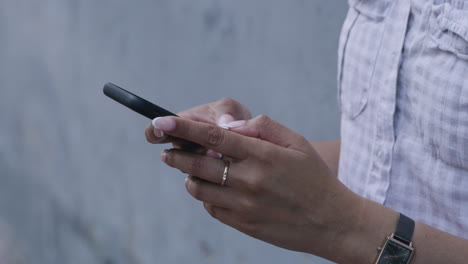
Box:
[150,115,363,259]
[145,98,251,148]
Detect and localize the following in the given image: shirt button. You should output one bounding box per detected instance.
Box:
[377,149,384,158]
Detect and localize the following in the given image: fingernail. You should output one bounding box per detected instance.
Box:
[217,124,231,130]
[206,150,223,159]
[185,177,189,183]
[153,117,176,132]
[224,120,245,128]
[217,114,235,125]
[153,128,165,138]
[161,149,168,162]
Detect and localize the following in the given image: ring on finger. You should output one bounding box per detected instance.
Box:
[221,160,230,186]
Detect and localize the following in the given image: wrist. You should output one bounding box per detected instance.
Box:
[336,196,399,263]
[301,175,400,263]
[303,183,375,262]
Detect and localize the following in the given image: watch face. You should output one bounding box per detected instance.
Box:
[377,239,412,264]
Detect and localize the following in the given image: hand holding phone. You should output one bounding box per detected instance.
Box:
[103,83,253,157]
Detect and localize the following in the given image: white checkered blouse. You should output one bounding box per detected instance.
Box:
[338,0,468,239]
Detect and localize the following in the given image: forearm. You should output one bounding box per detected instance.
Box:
[303,142,467,263]
[310,140,340,176]
[333,195,468,263]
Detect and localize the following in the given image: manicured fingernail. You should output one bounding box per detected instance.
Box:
[217,124,231,130]
[152,117,176,132]
[185,177,189,183]
[217,114,235,125]
[153,128,165,138]
[206,150,223,159]
[224,120,245,128]
[161,149,168,162]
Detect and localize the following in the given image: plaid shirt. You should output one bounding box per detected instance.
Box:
[338,0,468,239]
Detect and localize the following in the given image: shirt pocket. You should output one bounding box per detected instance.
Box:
[338,0,391,119]
[414,1,468,169]
[430,2,468,59]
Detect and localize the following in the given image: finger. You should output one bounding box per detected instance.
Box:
[154,117,252,160]
[145,123,164,143]
[185,176,238,209]
[176,108,232,156]
[177,109,215,124]
[145,123,200,148]
[177,98,250,126]
[164,149,238,187]
[171,140,206,154]
[146,122,206,154]
[145,123,176,144]
[227,115,310,153]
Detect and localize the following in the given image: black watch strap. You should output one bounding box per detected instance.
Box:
[394,213,415,245]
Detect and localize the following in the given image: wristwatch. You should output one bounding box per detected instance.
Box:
[375,213,415,264]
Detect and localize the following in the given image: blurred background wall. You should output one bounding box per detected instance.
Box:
[0,0,347,263]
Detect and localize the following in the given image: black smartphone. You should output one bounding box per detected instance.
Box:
[103,82,178,119]
[103,82,204,150]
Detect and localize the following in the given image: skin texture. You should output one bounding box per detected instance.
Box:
[151,114,362,259]
[310,140,340,177]
[145,99,468,263]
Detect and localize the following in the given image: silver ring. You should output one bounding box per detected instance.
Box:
[221,160,230,186]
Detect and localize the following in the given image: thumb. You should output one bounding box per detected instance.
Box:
[226,115,310,152]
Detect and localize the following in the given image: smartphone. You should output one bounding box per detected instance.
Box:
[103,82,178,119]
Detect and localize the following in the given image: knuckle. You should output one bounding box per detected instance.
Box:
[256,114,272,127]
[245,175,265,193]
[239,197,257,213]
[206,126,225,147]
[218,97,238,107]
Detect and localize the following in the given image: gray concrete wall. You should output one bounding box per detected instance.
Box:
[0,1,347,263]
